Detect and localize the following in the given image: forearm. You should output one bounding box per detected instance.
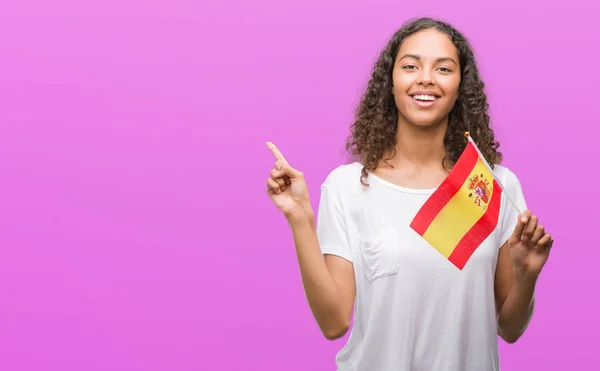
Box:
[288,210,349,337]
[497,274,537,343]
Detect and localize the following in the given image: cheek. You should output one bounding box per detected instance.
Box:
[392,72,415,94]
[444,78,461,99]
[441,79,460,104]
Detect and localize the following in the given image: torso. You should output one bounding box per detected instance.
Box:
[317,162,524,371]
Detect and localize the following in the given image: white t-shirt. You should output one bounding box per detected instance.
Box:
[315,162,528,371]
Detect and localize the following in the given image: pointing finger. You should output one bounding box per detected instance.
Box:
[274,160,284,171]
[266,142,289,165]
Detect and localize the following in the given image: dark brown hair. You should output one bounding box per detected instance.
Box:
[345,17,502,186]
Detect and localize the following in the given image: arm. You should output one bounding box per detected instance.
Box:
[494,242,536,344]
[288,210,356,340]
[265,141,356,340]
[495,211,553,344]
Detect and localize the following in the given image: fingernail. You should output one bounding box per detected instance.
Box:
[521,216,528,223]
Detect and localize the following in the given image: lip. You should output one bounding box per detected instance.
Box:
[409,91,441,108]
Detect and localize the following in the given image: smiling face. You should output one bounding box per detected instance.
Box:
[392,28,461,128]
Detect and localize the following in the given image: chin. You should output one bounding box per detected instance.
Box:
[404,113,446,128]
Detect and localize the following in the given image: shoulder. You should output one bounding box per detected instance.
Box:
[493,164,527,208]
[493,164,523,189]
[321,162,365,194]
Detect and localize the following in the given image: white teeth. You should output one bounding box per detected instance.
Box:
[413,95,437,101]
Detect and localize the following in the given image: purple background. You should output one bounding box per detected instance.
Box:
[1,0,599,370]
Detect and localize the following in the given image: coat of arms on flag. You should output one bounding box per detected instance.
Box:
[409,132,512,270]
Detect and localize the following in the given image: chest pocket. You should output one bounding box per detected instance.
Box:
[358,227,401,283]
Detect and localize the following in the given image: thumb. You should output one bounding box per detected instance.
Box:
[510,211,529,243]
[275,164,302,179]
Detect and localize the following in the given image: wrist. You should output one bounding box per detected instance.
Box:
[285,204,315,225]
[513,268,538,287]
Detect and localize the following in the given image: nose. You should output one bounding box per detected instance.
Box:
[418,69,435,86]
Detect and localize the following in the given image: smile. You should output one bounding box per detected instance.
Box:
[412,94,437,101]
[410,94,439,108]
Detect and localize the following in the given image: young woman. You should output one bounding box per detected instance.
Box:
[265,17,553,371]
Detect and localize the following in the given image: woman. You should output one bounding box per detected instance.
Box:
[265,17,553,371]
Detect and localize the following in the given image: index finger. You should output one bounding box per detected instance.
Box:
[266,141,289,164]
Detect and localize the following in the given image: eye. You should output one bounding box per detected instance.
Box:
[402,64,417,70]
[438,67,452,73]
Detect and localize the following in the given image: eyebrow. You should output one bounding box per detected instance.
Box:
[399,54,458,65]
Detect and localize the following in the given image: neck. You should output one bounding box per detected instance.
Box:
[386,117,448,168]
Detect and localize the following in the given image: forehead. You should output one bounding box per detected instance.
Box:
[397,29,459,60]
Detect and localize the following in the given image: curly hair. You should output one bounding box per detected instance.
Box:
[345,17,502,186]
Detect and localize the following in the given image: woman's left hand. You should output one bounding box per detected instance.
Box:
[507,210,554,280]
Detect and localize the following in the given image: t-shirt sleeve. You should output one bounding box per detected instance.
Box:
[315,183,353,263]
[499,168,528,247]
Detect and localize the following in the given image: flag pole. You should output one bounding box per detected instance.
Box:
[463,132,525,215]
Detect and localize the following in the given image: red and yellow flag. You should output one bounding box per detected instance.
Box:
[410,134,503,270]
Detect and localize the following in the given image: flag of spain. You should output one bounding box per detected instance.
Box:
[410,135,503,270]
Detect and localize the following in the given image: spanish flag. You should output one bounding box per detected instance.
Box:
[410,133,503,270]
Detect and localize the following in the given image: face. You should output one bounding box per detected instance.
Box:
[392,29,461,128]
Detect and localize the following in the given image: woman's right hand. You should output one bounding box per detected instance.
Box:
[266,141,312,220]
